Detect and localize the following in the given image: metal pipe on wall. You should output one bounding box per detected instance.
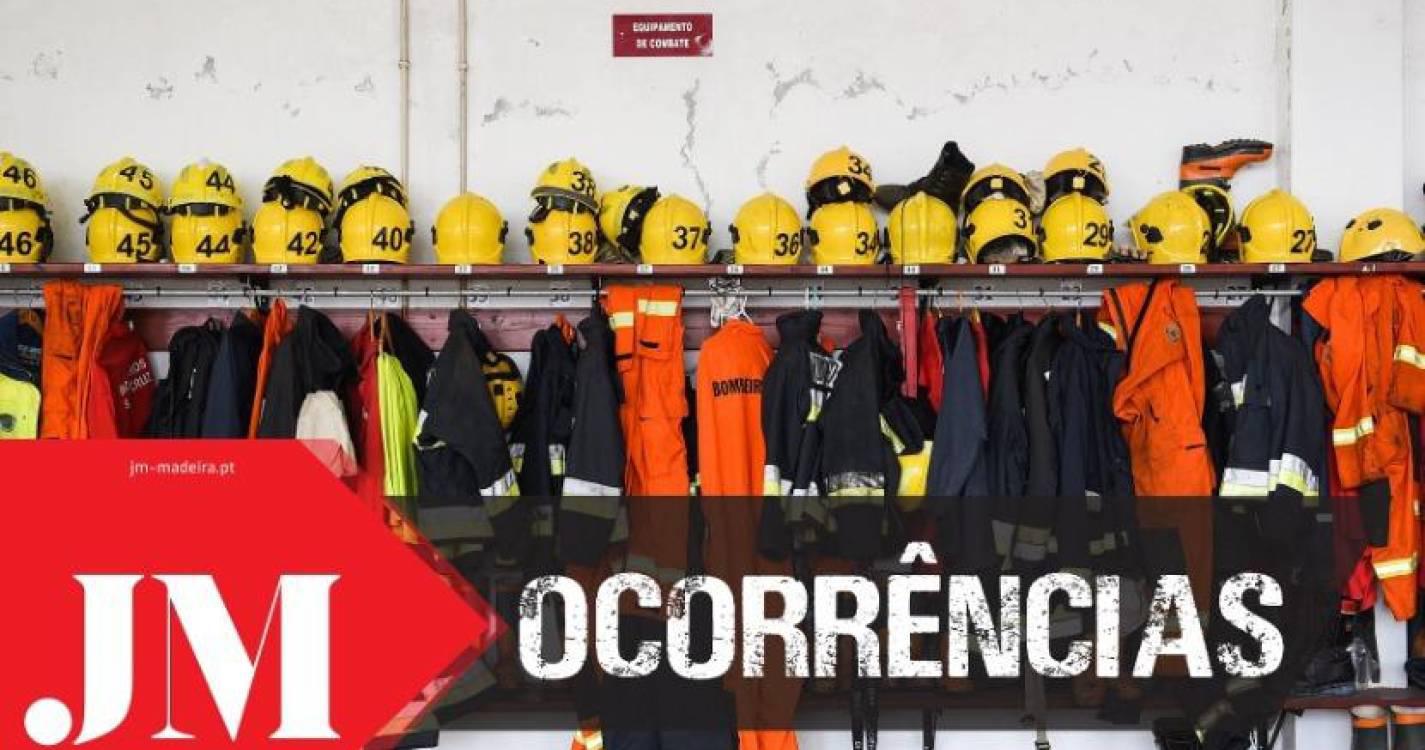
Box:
[398,0,412,187]
[457,0,469,193]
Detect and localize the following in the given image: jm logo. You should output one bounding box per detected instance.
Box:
[25,575,339,746]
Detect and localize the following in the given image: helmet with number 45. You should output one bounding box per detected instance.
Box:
[730,192,803,265]
[0,152,53,263]
[641,195,711,265]
[168,160,246,264]
[83,157,164,263]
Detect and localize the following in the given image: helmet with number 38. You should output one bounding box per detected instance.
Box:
[526,207,599,265]
[0,152,53,263]
[83,157,165,263]
[168,160,247,264]
[730,192,803,265]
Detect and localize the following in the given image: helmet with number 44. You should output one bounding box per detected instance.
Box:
[168,160,246,264]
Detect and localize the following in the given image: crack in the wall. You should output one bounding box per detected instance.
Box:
[767,62,819,112]
[145,77,174,100]
[31,51,60,80]
[354,74,375,95]
[482,97,573,125]
[839,71,887,99]
[755,142,782,190]
[679,79,711,213]
[194,56,217,84]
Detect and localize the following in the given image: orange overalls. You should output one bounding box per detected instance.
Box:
[1304,275,1425,620]
[1098,280,1216,615]
[247,298,292,438]
[697,319,799,750]
[604,285,690,583]
[39,281,125,439]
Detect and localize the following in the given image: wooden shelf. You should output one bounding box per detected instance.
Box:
[3,260,1425,281]
[1284,688,1425,711]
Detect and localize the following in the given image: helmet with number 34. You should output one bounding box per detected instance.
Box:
[0,152,54,263]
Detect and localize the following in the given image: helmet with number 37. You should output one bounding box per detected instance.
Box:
[640,195,711,265]
[83,157,164,263]
[0,152,53,263]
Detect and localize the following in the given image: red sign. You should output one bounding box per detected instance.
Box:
[0,441,498,750]
[612,13,713,57]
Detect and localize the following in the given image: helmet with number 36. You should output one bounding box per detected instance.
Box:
[83,157,165,263]
[0,152,53,263]
[730,192,803,265]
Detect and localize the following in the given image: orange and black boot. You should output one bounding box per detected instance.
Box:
[1351,706,1389,750]
[874,141,975,212]
[1394,707,1425,750]
[1179,139,1274,189]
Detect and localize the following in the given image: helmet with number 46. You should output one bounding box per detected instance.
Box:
[83,157,165,263]
[0,152,53,263]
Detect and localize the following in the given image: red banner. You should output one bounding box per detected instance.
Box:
[0,441,498,749]
[612,13,713,57]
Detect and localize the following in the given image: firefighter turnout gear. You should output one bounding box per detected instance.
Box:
[806,146,874,215]
[1340,208,1425,263]
[961,162,1031,214]
[1304,275,1425,620]
[1129,190,1211,265]
[730,192,803,265]
[483,351,523,430]
[0,152,53,263]
[434,192,507,265]
[83,157,164,263]
[886,191,956,264]
[640,194,711,265]
[168,161,247,264]
[1238,189,1318,263]
[599,185,659,258]
[808,201,879,265]
[962,197,1036,264]
[1040,193,1113,263]
[39,281,126,438]
[1043,147,1109,205]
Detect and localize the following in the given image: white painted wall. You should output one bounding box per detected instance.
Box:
[4,1,1421,747]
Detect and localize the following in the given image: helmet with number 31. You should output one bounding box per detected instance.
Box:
[83,157,165,263]
[0,152,54,263]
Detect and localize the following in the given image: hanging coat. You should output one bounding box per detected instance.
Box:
[146,320,222,438]
[925,315,994,573]
[511,321,578,572]
[256,305,355,439]
[200,311,262,438]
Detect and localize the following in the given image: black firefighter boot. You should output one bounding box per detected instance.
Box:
[1351,706,1389,750]
[873,141,975,212]
[1394,707,1425,750]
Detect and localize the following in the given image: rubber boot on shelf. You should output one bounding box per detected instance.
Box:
[1351,705,1389,750]
[1394,706,1425,750]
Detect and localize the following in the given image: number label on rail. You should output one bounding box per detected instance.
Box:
[545,264,565,276]
[1268,263,1287,275]
[636,264,654,275]
[83,263,102,274]
[177,263,197,274]
[903,265,921,276]
[816,265,835,276]
[988,264,1007,276]
[361,263,382,275]
[0,263,10,274]
[454,264,474,276]
[1086,264,1104,276]
[724,264,744,276]
[269,264,289,275]
[1179,263,1198,274]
